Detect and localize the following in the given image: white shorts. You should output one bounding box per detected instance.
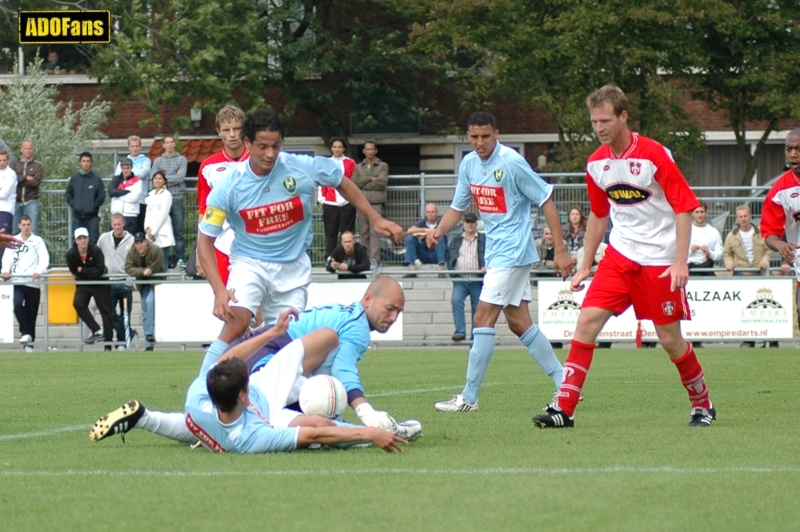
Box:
[479,265,532,307]
[227,254,311,317]
[249,338,307,428]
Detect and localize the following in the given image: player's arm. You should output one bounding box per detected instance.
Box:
[766,234,797,264]
[658,211,692,291]
[426,208,463,249]
[218,310,298,363]
[296,425,405,453]
[337,177,402,242]
[571,212,608,292]
[541,198,572,279]
[761,188,796,263]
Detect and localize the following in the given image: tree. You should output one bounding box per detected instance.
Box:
[675,0,800,187]
[0,58,111,179]
[407,0,706,173]
[87,0,466,141]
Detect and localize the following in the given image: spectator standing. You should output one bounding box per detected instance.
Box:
[66,227,113,349]
[326,231,370,279]
[66,152,105,244]
[97,213,135,350]
[723,205,769,276]
[352,141,389,269]
[1,215,49,352]
[447,212,485,342]
[404,202,447,278]
[125,232,164,351]
[562,206,587,266]
[319,137,357,259]
[0,138,14,161]
[10,140,43,233]
[115,135,152,233]
[688,201,723,276]
[0,149,16,265]
[533,226,557,274]
[144,170,174,272]
[150,135,187,267]
[108,157,142,234]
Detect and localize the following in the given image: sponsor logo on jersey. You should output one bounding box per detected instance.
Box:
[239,196,304,235]
[603,164,610,171]
[469,184,508,214]
[629,161,641,175]
[493,169,504,183]
[283,177,297,194]
[606,183,651,206]
[185,413,228,453]
[791,192,799,198]
[662,302,675,316]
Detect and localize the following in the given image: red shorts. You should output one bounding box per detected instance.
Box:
[216,247,230,287]
[582,246,690,325]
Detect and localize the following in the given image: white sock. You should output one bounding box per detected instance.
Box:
[136,410,196,444]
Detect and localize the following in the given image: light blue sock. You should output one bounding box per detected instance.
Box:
[461,327,496,403]
[198,339,230,376]
[520,324,563,390]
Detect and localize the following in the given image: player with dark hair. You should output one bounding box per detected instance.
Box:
[428,111,572,413]
[533,85,715,429]
[197,109,402,354]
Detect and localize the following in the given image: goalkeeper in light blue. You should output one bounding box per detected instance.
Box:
[428,112,573,413]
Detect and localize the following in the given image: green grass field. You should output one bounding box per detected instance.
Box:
[2,346,799,532]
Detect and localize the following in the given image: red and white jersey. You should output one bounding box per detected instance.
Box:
[317,156,355,206]
[760,169,800,246]
[197,148,250,255]
[586,132,699,266]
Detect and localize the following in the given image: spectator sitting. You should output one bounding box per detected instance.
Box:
[1,214,49,352]
[108,157,142,234]
[125,232,164,351]
[404,202,447,278]
[144,170,175,272]
[326,231,370,279]
[66,227,113,349]
[532,226,557,276]
[562,206,587,266]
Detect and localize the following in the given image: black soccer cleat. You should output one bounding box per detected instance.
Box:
[90,400,145,442]
[532,406,574,428]
[687,405,716,427]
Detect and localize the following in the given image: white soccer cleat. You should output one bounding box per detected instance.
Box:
[394,420,423,441]
[434,394,478,412]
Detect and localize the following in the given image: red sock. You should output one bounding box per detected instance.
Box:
[671,344,711,409]
[557,340,595,417]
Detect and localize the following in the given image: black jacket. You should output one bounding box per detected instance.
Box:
[66,170,105,219]
[66,243,107,280]
[447,232,486,276]
[326,243,370,279]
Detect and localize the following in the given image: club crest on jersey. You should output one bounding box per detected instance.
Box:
[662,302,675,316]
[493,169,504,183]
[283,177,297,195]
[629,161,642,175]
[606,183,651,206]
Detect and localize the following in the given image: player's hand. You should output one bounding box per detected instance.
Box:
[367,427,406,453]
[271,308,299,335]
[553,249,573,280]
[0,230,22,249]
[356,403,399,432]
[212,289,238,322]
[570,267,590,292]
[775,240,798,264]
[690,244,699,252]
[659,262,689,292]
[426,229,442,249]
[1,272,9,280]
[375,219,404,242]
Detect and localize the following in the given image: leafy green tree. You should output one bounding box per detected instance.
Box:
[675,0,800,187]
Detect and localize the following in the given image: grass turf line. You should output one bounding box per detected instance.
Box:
[1,347,799,532]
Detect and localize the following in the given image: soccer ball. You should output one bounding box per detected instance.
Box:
[299,375,347,418]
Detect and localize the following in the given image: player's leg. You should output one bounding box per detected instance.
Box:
[505,301,563,390]
[90,400,197,445]
[261,255,311,323]
[220,255,269,342]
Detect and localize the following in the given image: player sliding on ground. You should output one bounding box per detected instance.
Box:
[93,310,407,453]
[90,277,422,445]
[533,85,715,429]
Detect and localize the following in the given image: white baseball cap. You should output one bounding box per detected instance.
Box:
[74,227,89,239]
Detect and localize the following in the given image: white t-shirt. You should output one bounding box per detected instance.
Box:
[739,226,755,262]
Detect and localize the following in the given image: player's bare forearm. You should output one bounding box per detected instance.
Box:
[541,199,572,277]
[673,211,692,265]
[218,309,298,363]
[297,426,405,453]
[766,234,797,263]
[426,208,462,248]
[338,178,380,224]
[197,232,224,295]
[580,213,608,272]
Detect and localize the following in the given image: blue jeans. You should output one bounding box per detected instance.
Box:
[405,234,446,265]
[14,200,39,234]
[161,247,171,271]
[139,284,155,342]
[451,280,483,337]
[72,216,100,244]
[169,197,185,262]
[110,284,133,343]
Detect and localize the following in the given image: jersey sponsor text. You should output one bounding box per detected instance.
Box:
[470,184,508,214]
[239,196,304,235]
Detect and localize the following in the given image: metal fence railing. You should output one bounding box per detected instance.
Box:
[31,175,785,268]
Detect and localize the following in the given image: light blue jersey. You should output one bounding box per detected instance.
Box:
[184,367,300,454]
[199,152,342,262]
[251,303,371,395]
[451,143,553,268]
